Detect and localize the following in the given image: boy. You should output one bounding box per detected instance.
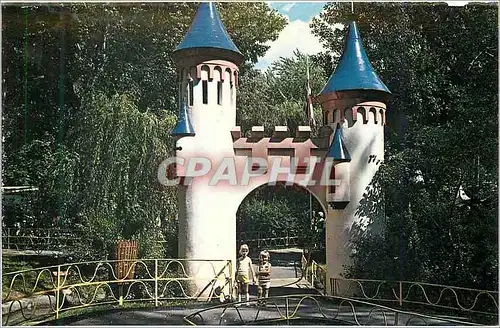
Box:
[235,244,256,305]
[257,250,271,306]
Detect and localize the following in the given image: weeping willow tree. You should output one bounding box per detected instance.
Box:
[62,92,178,260]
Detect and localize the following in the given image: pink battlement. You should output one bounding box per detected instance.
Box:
[169,124,349,204]
[330,103,387,126]
[178,60,239,86]
[231,126,330,160]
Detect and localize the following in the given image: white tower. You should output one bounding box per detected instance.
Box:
[316,20,391,290]
[170,2,244,298]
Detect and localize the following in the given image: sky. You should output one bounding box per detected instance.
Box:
[255,2,329,70]
[254,1,472,71]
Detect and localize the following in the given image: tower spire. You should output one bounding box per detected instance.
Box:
[172,2,244,66]
[326,124,351,161]
[319,20,391,96]
[171,101,195,137]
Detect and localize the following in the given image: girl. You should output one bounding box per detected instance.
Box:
[235,244,255,305]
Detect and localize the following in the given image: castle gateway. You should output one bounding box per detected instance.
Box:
[166,2,390,295]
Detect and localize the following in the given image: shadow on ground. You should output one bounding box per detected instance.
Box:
[47,304,208,326]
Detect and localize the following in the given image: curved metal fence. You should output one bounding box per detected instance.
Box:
[2,259,232,326]
[331,278,498,323]
[238,230,305,249]
[3,257,497,326]
[183,294,479,326]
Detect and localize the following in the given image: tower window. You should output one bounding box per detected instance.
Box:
[296,165,307,175]
[329,166,336,194]
[217,81,223,105]
[202,80,208,104]
[188,81,194,106]
[323,111,329,125]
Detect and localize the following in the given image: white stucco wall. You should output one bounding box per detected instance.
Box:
[176,61,239,298]
[325,101,386,294]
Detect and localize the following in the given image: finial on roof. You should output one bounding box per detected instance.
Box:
[171,101,195,137]
[326,124,351,161]
[172,2,244,65]
[320,19,391,95]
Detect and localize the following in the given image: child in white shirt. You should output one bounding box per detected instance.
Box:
[235,244,256,305]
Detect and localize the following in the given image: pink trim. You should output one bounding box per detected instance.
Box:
[369,107,378,124]
[351,107,358,121]
[196,65,202,79]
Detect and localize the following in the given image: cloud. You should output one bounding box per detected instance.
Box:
[255,18,327,70]
[281,2,296,12]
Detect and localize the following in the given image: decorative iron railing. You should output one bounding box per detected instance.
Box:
[1,228,169,254]
[238,231,306,249]
[2,258,232,326]
[1,228,84,254]
[183,294,479,326]
[331,278,498,323]
[304,260,326,294]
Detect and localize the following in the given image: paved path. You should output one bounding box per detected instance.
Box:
[51,295,471,326]
[42,265,472,326]
[49,273,319,326]
[51,258,316,326]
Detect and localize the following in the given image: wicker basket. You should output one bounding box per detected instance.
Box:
[115,240,139,280]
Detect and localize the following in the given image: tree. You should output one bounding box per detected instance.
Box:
[2,2,288,259]
[311,2,498,289]
[237,50,328,135]
[237,183,323,238]
[62,93,178,260]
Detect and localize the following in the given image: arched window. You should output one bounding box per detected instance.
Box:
[188,81,194,106]
[217,81,223,105]
[202,80,208,104]
[329,166,335,194]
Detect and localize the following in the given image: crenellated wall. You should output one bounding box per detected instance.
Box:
[175,124,354,208]
[326,102,387,127]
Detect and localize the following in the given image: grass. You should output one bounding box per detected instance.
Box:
[2,257,36,273]
[2,256,43,300]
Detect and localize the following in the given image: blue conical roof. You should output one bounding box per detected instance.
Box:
[326,125,351,161]
[171,102,195,137]
[320,21,390,95]
[174,3,242,58]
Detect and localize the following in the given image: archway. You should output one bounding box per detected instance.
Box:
[235,182,327,289]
